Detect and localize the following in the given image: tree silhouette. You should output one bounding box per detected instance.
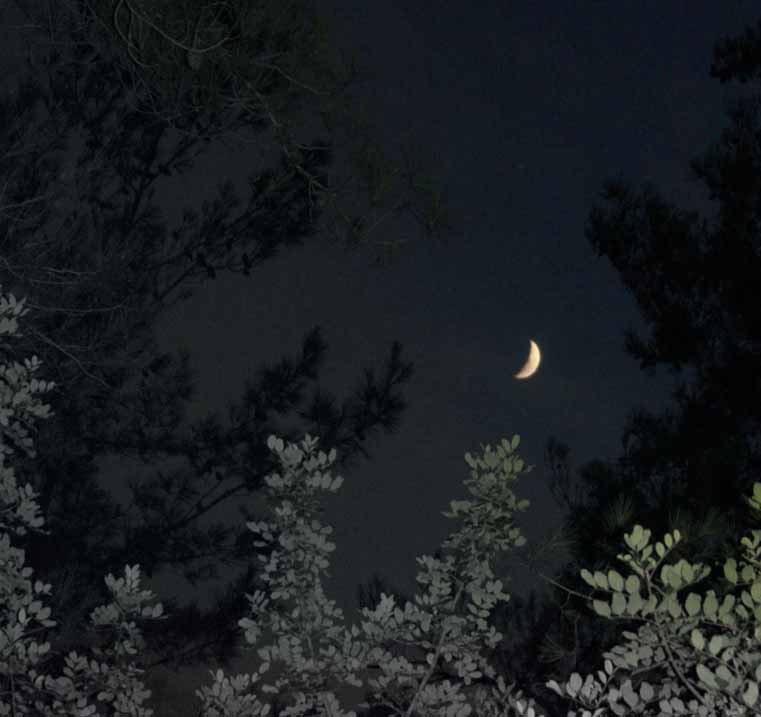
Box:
[483,17,761,714]
[0,0,459,687]
[9,0,454,265]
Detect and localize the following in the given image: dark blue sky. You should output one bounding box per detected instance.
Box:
[7,1,760,712]
[141,0,756,608]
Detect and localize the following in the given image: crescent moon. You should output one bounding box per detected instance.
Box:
[514,340,542,379]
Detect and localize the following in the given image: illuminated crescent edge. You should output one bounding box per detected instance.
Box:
[514,340,541,379]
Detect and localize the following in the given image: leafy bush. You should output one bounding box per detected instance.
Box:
[2,284,761,716]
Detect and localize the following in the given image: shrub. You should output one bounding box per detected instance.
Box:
[2,285,761,716]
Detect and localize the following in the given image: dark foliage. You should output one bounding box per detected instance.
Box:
[0,0,454,680]
[484,17,761,715]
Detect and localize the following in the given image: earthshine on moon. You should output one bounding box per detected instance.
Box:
[514,340,542,379]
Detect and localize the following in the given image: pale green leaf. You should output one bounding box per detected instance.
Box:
[685,593,701,617]
[608,570,624,592]
[690,629,705,651]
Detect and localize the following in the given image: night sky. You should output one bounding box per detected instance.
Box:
[5,1,761,713]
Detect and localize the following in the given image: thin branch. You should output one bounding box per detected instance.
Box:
[26,324,113,391]
[23,299,129,315]
[121,0,232,55]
